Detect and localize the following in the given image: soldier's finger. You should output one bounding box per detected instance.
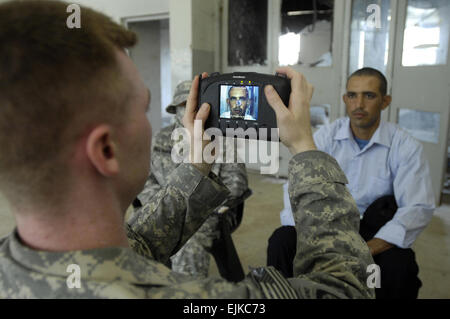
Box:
[275,67,312,115]
[265,85,289,119]
[185,75,200,122]
[195,103,211,124]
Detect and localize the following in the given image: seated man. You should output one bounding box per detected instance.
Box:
[134,80,249,280]
[0,0,374,299]
[268,67,435,299]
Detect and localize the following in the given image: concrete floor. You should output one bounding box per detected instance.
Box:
[1,171,449,298]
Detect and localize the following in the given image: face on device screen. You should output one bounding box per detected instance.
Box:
[220,85,258,121]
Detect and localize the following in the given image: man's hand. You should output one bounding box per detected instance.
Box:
[183,73,213,175]
[367,238,394,256]
[264,67,316,155]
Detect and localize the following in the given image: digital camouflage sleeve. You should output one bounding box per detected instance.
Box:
[136,123,248,277]
[286,151,375,298]
[0,150,375,298]
[126,161,230,265]
[137,123,248,206]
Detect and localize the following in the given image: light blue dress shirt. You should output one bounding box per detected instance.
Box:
[280,117,435,249]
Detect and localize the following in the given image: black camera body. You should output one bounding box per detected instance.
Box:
[198,72,291,140]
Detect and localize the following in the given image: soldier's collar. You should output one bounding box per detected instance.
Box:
[8,229,177,286]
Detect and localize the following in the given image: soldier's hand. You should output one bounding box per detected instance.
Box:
[264,67,316,155]
[183,73,213,175]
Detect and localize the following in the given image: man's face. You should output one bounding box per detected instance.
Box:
[343,76,390,132]
[114,50,152,204]
[227,87,248,118]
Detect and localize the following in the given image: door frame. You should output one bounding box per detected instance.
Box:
[388,0,450,205]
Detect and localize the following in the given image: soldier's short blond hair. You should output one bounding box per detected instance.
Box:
[0,1,137,204]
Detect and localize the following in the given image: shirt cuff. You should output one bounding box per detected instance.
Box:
[374,221,407,248]
[280,208,296,226]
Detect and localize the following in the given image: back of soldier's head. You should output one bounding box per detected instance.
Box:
[0,0,137,205]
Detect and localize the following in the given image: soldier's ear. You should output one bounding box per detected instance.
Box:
[85,125,119,177]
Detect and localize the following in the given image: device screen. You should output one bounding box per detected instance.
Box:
[219,85,259,121]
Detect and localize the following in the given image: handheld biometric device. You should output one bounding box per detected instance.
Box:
[198,72,291,140]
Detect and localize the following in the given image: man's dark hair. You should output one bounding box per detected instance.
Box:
[347,67,388,96]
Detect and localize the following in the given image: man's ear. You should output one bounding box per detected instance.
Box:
[381,95,392,111]
[343,94,348,104]
[86,125,119,177]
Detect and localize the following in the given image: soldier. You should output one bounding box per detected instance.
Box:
[135,80,249,279]
[0,0,375,298]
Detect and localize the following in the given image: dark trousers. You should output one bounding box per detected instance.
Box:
[209,203,245,283]
[267,196,422,299]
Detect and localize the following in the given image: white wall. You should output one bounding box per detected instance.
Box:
[63,0,218,97]
[2,0,169,19]
[169,0,219,93]
[67,0,169,22]
[160,19,172,125]
[192,0,218,76]
[169,0,193,93]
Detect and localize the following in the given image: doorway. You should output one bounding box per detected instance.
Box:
[124,16,172,134]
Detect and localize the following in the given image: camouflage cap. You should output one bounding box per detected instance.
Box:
[166,80,192,114]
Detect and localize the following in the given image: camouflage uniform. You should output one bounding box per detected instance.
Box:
[0,151,375,298]
[136,79,248,278]
[136,115,248,277]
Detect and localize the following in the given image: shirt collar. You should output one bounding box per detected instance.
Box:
[334,117,353,141]
[369,120,391,148]
[334,117,391,148]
